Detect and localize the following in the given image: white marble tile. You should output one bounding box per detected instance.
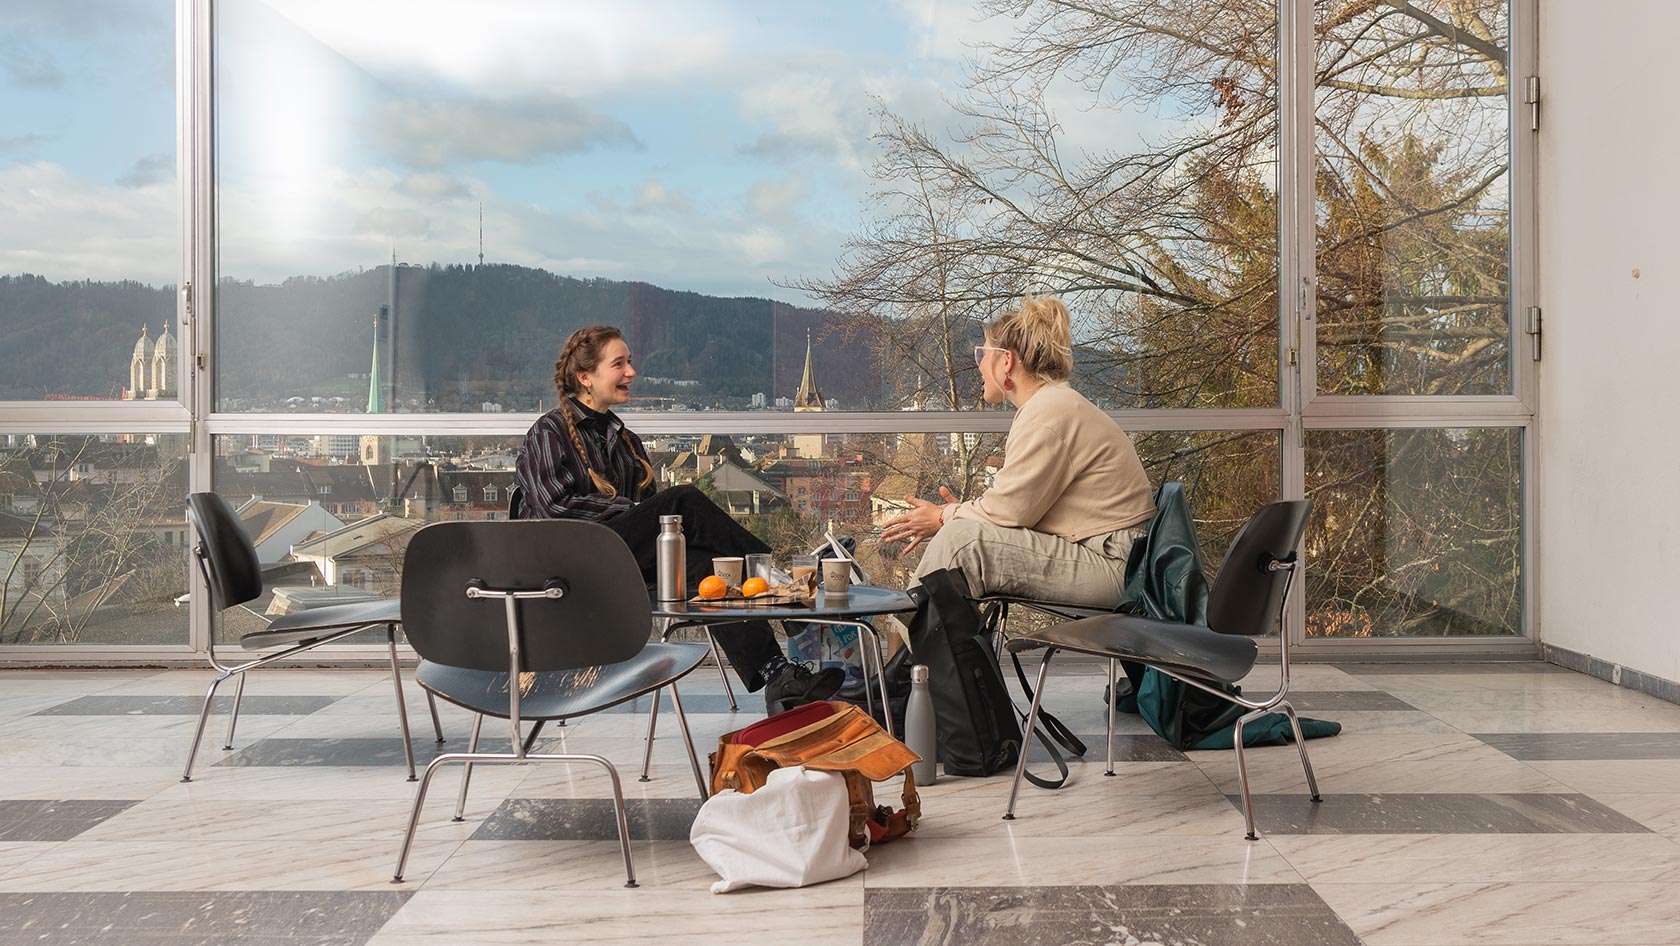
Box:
[1186,734,1508,767]
[0,670,158,691]
[76,798,484,843]
[1526,759,1680,795]
[914,785,1250,838]
[0,693,86,716]
[0,837,463,891]
[264,713,465,741]
[914,762,1222,800]
[365,887,866,946]
[1314,881,1680,946]
[2,712,300,742]
[148,764,526,802]
[0,735,238,768]
[1594,794,1680,836]
[1273,833,1680,883]
[1239,665,1382,692]
[0,842,55,876]
[1380,687,1680,715]
[1311,710,1462,734]
[1420,708,1680,733]
[511,763,709,800]
[1360,671,1609,693]
[423,840,751,891]
[1195,756,1570,795]
[0,765,180,800]
[862,834,1303,886]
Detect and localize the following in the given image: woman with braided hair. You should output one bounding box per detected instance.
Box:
[515,325,843,713]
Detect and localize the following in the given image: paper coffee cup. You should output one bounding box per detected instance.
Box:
[821,557,851,594]
[711,557,744,587]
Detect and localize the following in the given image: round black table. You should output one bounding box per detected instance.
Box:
[640,585,914,780]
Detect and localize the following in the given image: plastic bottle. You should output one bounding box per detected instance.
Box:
[656,514,686,602]
[905,664,937,785]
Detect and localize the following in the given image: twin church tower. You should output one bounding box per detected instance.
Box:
[123,323,176,400]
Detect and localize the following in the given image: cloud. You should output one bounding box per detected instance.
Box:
[395,172,472,201]
[0,133,50,153]
[0,161,175,284]
[738,130,841,161]
[633,179,690,213]
[0,37,65,88]
[368,96,642,168]
[117,153,173,188]
[354,207,433,239]
[746,177,802,220]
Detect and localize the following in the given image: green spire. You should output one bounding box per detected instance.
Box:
[367,311,385,414]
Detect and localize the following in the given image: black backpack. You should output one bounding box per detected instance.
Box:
[907,568,1021,777]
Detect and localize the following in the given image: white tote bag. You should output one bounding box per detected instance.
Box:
[689,765,867,893]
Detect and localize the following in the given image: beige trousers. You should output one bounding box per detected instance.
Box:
[910,519,1149,609]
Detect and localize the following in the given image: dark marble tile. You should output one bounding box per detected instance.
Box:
[864,885,1362,946]
[1025,733,1185,764]
[1285,690,1414,712]
[1475,731,1680,760]
[1229,792,1651,834]
[33,695,337,716]
[214,736,542,768]
[0,891,411,946]
[596,692,742,714]
[0,800,142,842]
[472,797,703,841]
[1335,661,1565,676]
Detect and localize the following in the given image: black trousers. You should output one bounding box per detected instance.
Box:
[604,484,782,691]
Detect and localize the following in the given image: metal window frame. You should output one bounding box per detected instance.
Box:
[0,0,1542,665]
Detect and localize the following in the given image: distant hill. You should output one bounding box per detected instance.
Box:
[0,266,880,408]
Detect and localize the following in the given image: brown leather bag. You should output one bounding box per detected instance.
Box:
[709,701,921,848]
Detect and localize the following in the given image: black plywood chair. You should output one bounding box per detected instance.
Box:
[390,519,709,888]
[999,500,1319,840]
[183,492,442,783]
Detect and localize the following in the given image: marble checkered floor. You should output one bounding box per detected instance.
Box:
[4,660,1680,945]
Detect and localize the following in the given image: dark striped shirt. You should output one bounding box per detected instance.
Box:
[515,398,654,522]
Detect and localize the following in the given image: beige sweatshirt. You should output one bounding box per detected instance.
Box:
[941,381,1154,542]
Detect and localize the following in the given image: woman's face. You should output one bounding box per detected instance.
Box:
[577,338,636,407]
[977,337,1013,404]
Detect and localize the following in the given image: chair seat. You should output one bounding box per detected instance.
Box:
[417,642,709,721]
[1009,613,1259,685]
[238,598,404,651]
[978,594,1111,621]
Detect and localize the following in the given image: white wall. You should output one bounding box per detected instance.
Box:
[1537,0,1680,682]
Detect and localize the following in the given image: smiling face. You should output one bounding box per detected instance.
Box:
[576,337,636,407]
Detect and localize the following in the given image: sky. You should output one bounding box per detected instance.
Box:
[0,0,1180,305]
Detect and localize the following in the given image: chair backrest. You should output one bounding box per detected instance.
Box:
[507,483,524,520]
[400,519,650,673]
[1205,500,1312,636]
[185,492,264,611]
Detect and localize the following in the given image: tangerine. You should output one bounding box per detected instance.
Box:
[697,575,728,599]
[741,577,769,598]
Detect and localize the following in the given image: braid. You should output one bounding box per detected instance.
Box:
[560,399,618,498]
[624,430,655,490]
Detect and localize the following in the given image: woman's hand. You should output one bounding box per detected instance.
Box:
[881,487,959,554]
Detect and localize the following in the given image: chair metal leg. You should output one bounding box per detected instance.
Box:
[388,626,417,782]
[1232,707,1267,840]
[668,683,709,801]
[426,691,445,744]
[181,671,231,782]
[1002,649,1054,821]
[220,672,246,750]
[639,688,662,782]
[393,750,637,887]
[1277,700,1322,801]
[704,628,738,711]
[521,719,547,754]
[864,623,894,739]
[1105,658,1118,777]
[452,713,483,823]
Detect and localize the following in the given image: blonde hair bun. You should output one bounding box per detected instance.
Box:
[986,293,1074,381]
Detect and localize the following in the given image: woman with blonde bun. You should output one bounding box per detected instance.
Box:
[881,295,1155,606]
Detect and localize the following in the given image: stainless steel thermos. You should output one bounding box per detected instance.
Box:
[906,664,937,785]
[656,514,686,602]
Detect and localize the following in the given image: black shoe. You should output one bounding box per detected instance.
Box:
[764,661,845,716]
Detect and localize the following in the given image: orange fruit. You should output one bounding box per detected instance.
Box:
[741,577,769,598]
[697,575,728,599]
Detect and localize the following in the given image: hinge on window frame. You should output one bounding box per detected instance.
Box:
[1525,306,1543,361]
[1525,76,1540,131]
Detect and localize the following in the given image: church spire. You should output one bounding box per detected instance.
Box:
[366,309,385,414]
[793,328,824,412]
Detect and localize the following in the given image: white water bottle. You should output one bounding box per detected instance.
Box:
[905,664,937,785]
